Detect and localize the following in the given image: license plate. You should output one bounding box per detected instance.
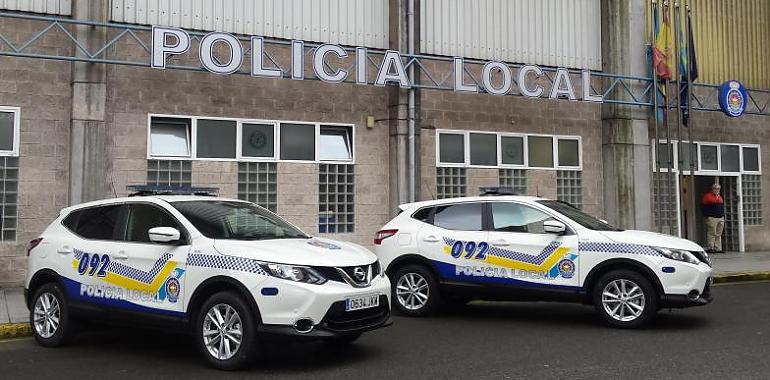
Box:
[345,294,380,312]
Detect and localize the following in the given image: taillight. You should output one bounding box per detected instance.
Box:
[374,229,398,245]
[26,237,43,256]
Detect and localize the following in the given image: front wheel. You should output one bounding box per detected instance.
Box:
[593,270,658,328]
[392,265,440,317]
[196,291,259,370]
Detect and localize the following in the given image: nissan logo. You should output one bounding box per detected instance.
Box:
[353,267,367,282]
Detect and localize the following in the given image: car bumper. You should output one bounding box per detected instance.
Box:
[660,276,714,308]
[258,296,393,338]
[251,273,391,333]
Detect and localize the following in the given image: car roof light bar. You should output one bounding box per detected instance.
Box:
[479,187,522,196]
[126,185,220,197]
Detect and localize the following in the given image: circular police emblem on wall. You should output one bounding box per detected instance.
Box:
[558,258,575,279]
[718,80,748,118]
[165,277,180,303]
[249,131,267,149]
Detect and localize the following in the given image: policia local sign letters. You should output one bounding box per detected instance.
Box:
[151,26,603,103]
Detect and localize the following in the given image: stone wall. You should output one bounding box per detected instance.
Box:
[0,18,71,287]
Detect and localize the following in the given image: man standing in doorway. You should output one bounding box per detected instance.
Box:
[701,183,725,253]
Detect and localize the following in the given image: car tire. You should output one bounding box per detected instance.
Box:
[196,291,259,370]
[593,270,658,329]
[392,264,440,317]
[30,282,75,347]
[323,333,362,346]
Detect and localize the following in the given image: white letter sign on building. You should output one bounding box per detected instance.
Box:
[150,27,602,103]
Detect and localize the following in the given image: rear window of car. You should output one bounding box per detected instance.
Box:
[63,205,123,240]
[433,203,483,231]
[411,207,434,223]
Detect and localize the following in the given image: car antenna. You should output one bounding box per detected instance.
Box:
[110,173,118,198]
[423,180,436,200]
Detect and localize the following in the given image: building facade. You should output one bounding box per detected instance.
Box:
[0,0,767,286]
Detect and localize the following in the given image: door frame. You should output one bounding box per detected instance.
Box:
[680,173,744,252]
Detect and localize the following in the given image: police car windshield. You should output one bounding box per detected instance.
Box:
[537,200,623,232]
[171,201,309,240]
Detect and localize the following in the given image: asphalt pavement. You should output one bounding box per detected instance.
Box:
[1,281,769,380]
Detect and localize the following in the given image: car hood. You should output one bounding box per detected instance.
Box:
[213,237,377,267]
[598,230,703,252]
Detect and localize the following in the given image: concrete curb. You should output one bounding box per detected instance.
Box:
[0,272,767,340]
[0,323,31,340]
[713,271,770,284]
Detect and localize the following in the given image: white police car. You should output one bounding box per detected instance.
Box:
[374,190,712,328]
[25,187,391,370]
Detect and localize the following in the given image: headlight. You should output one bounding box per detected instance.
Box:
[654,247,700,265]
[259,262,327,285]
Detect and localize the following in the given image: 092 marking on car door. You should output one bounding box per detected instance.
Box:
[442,237,579,283]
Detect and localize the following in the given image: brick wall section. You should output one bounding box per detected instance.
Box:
[466,168,499,196]
[105,45,391,248]
[0,18,71,287]
[277,163,318,235]
[192,162,238,198]
[420,88,605,218]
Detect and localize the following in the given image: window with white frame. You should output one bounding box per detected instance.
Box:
[149,117,191,157]
[654,141,761,175]
[0,107,20,242]
[436,130,581,170]
[319,125,353,161]
[147,115,354,163]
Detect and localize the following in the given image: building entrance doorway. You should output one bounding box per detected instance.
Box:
[681,175,741,252]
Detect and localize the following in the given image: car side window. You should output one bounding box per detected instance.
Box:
[64,205,123,240]
[411,207,434,223]
[124,204,185,244]
[491,202,555,234]
[432,203,483,231]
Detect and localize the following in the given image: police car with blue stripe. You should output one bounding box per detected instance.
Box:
[374,187,712,328]
[25,186,391,370]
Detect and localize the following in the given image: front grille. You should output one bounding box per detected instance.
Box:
[313,261,380,287]
[691,251,712,267]
[321,295,390,333]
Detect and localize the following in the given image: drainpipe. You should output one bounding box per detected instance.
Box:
[407,0,416,202]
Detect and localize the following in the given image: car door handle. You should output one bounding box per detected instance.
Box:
[113,252,129,260]
[422,235,440,243]
[57,246,71,255]
[490,239,510,247]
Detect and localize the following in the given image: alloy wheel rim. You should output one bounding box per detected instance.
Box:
[202,303,243,361]
[33,292,61,339]
[601,279,646,322]
[396,273,429,310]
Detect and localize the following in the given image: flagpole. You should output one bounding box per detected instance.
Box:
[651,0,662,232]
[664,0,674,235]
[686,2,696,216]
[674,1,685,237]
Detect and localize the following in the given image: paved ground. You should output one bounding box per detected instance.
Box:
[1,281,769,380]
[710,251,770,274]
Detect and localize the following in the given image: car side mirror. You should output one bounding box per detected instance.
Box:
[148,227,181,244]
[543,220,567,235]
